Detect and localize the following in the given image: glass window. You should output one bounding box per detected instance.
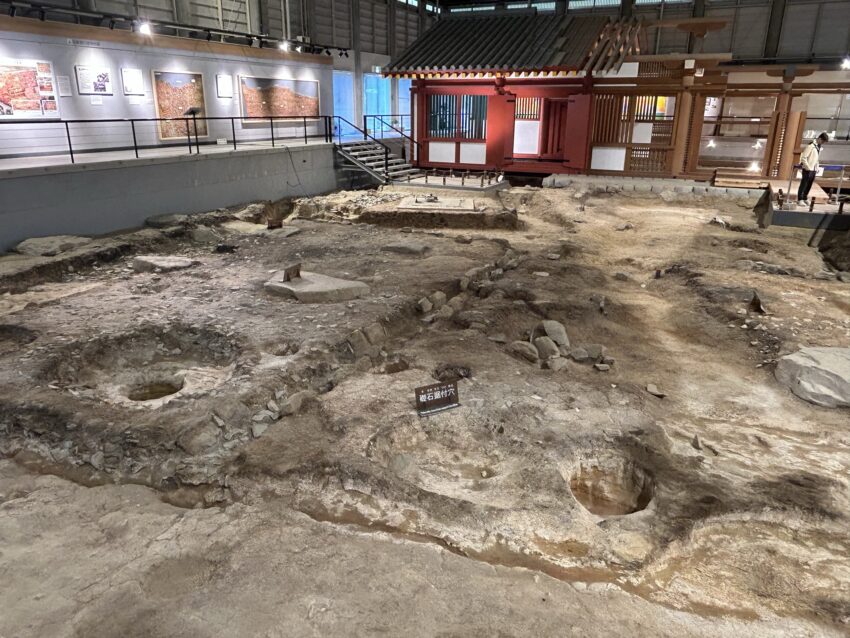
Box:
[333,71,355,125]
[397,78,413,134]
[363,73,392,116]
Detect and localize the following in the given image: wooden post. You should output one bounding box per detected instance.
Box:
[670,90,693,177]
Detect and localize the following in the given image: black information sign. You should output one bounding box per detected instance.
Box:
[415,381,460,416]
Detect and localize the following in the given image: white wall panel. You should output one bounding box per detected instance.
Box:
[459,142,486,164]
[591,146,626,171]
[513,120,540,154]
[429,141,455,163]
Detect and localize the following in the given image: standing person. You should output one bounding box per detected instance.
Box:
[797,132,829,205]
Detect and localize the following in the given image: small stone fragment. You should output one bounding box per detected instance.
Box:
[546,358,569,371]
[540,320,569,347]
[510,341,539,363]
[594,363,610,372]
[646,384,666,398]
[570,347,590,362]
[417,297,433,313]
[533,336,560,360]
[429,291,447,309]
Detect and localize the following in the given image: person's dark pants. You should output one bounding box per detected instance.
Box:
[797,169,817,202]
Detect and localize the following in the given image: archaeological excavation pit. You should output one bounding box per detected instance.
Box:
[568,452,655,517]
[125,376,185,402]
[0,324,37,356]
[40,325,242,408]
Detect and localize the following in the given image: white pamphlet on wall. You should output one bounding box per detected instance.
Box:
[216,74,234,98]
[121,68,145,95]
[56,75,73,97]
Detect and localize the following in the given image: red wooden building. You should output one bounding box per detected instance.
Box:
[384,10,850,184]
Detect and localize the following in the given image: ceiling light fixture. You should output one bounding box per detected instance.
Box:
[138,22,152,35]
[748,161,761,173]
[842,57,850,70]
[279,41,290,51]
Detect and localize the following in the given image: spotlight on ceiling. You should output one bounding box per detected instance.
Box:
[279,41,290,52]
[748,161,761,173]
[138,22,152,35]
[842,57,850,70]
[706,139,716,149]
[295,45,301,53]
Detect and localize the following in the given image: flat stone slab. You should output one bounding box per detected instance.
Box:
[380,241,431,256]
[396,196,475,213]
[132,255,199,273]
[14,235,91,257]
[775,347,850,408]
[264,271,369,303]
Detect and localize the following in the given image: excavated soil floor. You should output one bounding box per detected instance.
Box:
[1,184,849,637]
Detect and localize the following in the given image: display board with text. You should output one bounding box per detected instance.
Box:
[152,71,207,139]
[238,76,319,120]
[0,58,58,118]
[75,65,113,95]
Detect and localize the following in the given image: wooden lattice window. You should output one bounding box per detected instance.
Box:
[515,97,541,120]
[428,94,488,140]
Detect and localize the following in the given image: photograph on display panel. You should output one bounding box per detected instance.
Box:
[75,65,113,95]
[238,76,319,121]
[152,71,208,140]
[0,59,59,118]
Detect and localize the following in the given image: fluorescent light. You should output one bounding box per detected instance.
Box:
[842,57,850,70]
[138,22,152,35]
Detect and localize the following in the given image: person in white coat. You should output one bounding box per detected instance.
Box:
[797,132,829,205]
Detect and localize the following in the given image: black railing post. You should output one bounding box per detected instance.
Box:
[270,117,275,147]
[362,115,368,140]
[130,120,139,158]
[185,119,193,154]
[231,117,237,150]
[64,121,75,164]
[303,116,308,145]
[384,146,389,178]
[192,113,200,154]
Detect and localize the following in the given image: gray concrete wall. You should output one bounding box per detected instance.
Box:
[0,144,338,250]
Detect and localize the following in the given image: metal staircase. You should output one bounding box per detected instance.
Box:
[330,116,424,184]
[336,140,424,184]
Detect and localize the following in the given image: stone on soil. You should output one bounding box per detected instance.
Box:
[775,347,850,408]
[381,241,430,256]
[132,255,199,273]
[14,235,92,257]
[533,336,560,360]
[540,320,569,347]
[264,271,369,303]
[510,341,539,363]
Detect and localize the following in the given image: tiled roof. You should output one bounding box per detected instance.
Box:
[385,13,610,76]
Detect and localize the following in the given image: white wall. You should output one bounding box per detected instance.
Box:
[0,27,334,157]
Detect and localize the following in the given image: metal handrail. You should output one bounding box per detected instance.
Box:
[364,114,419,162]
[0,114,333,164]
[330,115,391,177]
